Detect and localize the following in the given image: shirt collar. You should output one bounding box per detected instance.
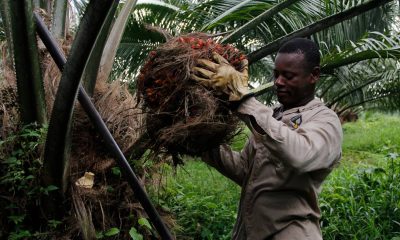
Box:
[274,98,325,116]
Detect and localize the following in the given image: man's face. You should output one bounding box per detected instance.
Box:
[273,53,319,109]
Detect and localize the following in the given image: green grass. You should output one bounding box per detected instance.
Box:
[152,112,400,239]
[151,161,240,239]
[319,155,400,240]
[342,112,400,156]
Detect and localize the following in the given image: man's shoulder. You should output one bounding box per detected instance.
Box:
[302,99,340,122]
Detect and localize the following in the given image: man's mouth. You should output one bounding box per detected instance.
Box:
[277,90,290,96]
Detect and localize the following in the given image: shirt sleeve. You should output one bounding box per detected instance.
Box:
[202,139,253,186]
[237,97,343,173]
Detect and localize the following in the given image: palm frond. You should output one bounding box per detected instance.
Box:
[319,58,400,113]
[314,1,398,49]
[321,32,400,72]
[201,0,253,31]
[248,0,394,63]
[221,0,301,43]
[112,1,183,82]
[197,0,323,41]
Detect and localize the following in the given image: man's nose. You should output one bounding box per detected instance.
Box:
[275,75,285,87]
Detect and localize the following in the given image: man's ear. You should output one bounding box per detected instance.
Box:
[310,66,320,84]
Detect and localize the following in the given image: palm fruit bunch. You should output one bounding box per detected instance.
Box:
[137,33,246,157]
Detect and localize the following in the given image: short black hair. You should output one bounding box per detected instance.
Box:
[277,38,320,71]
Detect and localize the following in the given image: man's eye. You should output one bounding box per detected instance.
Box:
[284,74,294,80]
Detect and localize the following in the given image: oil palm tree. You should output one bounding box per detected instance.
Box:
[1,1,176,238]
[1,0,124,227]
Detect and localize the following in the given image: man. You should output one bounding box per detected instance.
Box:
[191,38,343,239]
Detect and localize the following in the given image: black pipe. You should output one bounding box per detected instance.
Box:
[34,13,173,240]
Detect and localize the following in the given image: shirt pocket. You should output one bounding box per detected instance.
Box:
[269,154,283,170]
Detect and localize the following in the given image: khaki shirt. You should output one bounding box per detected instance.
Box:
[203,97,343,240]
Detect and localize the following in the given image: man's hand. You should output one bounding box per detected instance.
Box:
[191,52,249,101]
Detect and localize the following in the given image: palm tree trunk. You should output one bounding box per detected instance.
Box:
[0,0,14,69]
[32,0,51,12]
[248,0,394,64]
[32,0,40,8]
[51,0,68,39]
[9,0,47,125]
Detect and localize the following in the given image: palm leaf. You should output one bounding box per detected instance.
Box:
[321,32,400,72]
[315,1,397,49]
[194,0,323,42]
[319,58,399,114]
[221,0,301,43]
[112,1,182,82]
[201,0,253,31]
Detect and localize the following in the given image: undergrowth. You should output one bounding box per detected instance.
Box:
[0,124,59,239]
[0,123,166,240]
[320,151,400,239]
[149,161,240,240]
[152,112,400,239]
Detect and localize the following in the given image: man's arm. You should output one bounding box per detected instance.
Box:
[237,97,342,173]
[202,140,252,186]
